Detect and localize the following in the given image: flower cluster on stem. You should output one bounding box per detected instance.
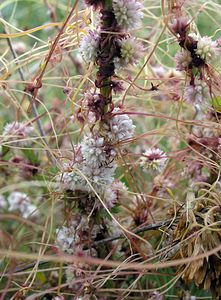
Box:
[172,15,219,106]
[55,2,143,290]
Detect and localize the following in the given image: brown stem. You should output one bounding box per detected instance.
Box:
[96,0,117,113]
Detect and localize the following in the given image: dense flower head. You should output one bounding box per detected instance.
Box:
[79,30,100,63]
[103,186,118,208]
[113,0,143,31]
[112,180,128,197]
[140,148,168,172]
[56,224,77,254]
[57,135,117,196]
[114,37,143,70]
[81,135,116,168]
[171,16,190,36]
[103,180,128,208]
[175,50,192,71]
[184,79,209,104]
[81,160,117,187]
[189,33,218,61]
[196,36,218,60]
[8,192,37,218]
[56,216,99,254]
[2,121,33,146]
[105,108,135,143]
[58,170,89,192]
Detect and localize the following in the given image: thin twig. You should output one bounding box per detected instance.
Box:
[93,218,173,246]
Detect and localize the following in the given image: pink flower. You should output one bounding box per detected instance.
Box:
[174,50,192,71]
[140,148,168,172]
[171,16,190,36]
[184,79,209,104]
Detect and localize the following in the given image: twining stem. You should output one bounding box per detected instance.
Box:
[0,12,47,146]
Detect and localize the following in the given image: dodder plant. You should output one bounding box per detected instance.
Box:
[55,0,144,298]
[2,0,221,299]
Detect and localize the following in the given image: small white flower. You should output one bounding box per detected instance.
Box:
[184,79,209,104]
[103,187,117,208]
[113,0,143,31]
[175,50,192,71]
[57,171,89,192]
[57,154,117,194]
[3,122,33,146]
[112,180,128,197]
[189,33,218,61]
[56,216,100,254]
[196,36,218,60]
[140,148,168,172]
[81,135,115,169]
[79,30,100,63]
[81,162,117,187]
[56,225,77,254]
[12,42,26,54]
[8,192,37,218]
[114,37,143,71]
[103,180,128,208]
[106,108,135,143]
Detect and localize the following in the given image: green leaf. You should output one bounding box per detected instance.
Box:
[36,271,47,283]
[212,96,221,112]
[21,148,39,164]
[0,145,10,157]
[111,204,121,214]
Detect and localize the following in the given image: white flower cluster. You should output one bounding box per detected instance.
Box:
[114,37,143,71]
[56,224,77,254]
[7,192,37,218]
[58,171,88,192]
[106,108,136,143]
[103,180,128,208]
[2,121,33,147]
[184,80,209,105]
[174,31,219,72]
[190,33,219,61]
[140,148,168,172]
[81,135,116,168]
[174,50,192,71]
[113,0,143,31]
[56,216,99,254]
[58,109,135,207]
[58,135,117,196]
[79,30,100,63]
